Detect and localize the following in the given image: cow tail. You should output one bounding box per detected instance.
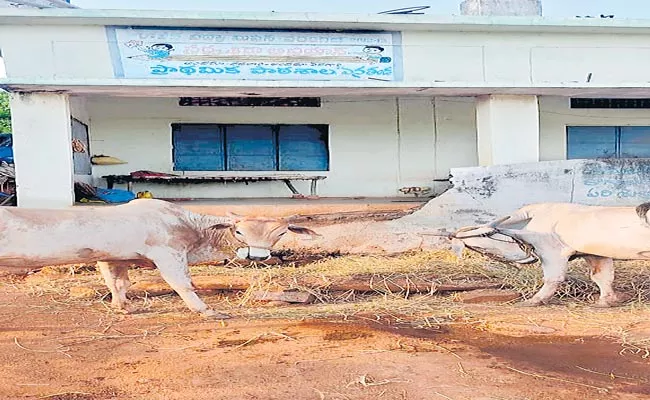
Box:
[635,202,650,227]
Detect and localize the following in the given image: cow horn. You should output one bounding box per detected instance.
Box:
[283,214,301,222]
[421,229,453,238]
[454,225,482,234]
[487,215,511,228]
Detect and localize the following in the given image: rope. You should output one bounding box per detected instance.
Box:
[71,139,87,153]
[449,226,539,266]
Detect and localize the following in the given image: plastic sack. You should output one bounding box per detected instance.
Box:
[94,187,136,204]
[91,155,127,165]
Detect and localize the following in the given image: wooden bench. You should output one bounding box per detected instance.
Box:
[102,174,327,198]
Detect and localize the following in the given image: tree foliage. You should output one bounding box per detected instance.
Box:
[0,91,10,133]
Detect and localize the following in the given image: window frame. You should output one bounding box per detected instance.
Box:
[566,125,650,160]
[171,123,330,173]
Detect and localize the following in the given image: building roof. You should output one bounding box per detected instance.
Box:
[5,78,650,98]
[0,0,75,9]
[2,7,650,34]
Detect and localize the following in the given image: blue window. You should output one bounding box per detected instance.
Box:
[226,125,277,171]
[279,125,329,171]
[172,123,329,171]
[566,126,617,159]
[567,126,650,159]
[172,124,225,171]
[619,127,650,158]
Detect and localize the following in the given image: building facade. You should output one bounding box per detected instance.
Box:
[2,8,650,207]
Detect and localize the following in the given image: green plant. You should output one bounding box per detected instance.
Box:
[0,91,10,133]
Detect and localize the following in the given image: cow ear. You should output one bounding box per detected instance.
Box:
[450,238,466,259]
[209,223,233,231]
[288,225,321,237]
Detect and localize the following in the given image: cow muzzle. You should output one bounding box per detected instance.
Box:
[236,247,272,261]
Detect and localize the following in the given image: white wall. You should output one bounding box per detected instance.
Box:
[400,30,650,86]
[539,96,650,161]
[85,96,443,198]
[22,89,650,201]
[79,94,650,199]
[0,25,113,79]
[8,22,650,201]
[4,23,650,87]
[70,96,90,125]
[433,97,478,178]
[429,95,650,166]
[396,97,435,187]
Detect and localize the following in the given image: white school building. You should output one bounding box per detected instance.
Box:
[3,4,650,207]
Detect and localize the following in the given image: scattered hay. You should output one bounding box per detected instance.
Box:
[2,248,650,358]
[187,250,504,307]
[500,257,650,304]
[5,249,650,309]
[5,248,650,307]
[195,250,485,278]
[189,249,650,305]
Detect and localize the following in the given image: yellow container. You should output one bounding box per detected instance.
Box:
[136,191,153,199]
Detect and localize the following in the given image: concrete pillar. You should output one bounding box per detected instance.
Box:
[10,92,74,208]
[476,94,540,166]
[396,97,436,188]
[460,0,542,16]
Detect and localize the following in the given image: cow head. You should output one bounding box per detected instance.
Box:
[429,219,538,264]
[210,212,320,261]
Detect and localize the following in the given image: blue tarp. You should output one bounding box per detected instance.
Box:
[94,187,136,203]
[0,134,13,164]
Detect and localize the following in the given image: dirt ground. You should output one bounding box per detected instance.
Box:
[1,268,649,400]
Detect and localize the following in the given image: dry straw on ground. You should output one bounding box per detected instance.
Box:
[10,249,650,307]
[3,249,650,357]
[188,249,650,305]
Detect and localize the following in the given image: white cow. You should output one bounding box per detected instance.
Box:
[0,199,318,318]
[434,202,650,307]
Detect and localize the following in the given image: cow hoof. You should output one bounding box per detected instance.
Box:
[201,309,231,319]
[112,303,136,314]
[518,299,543,307]
[595,293,631,308]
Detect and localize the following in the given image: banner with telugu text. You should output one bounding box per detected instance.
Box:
[107,27,401,81]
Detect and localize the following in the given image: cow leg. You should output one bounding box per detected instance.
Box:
[148,249,231,319]
[114,264,132,308]
[97,261,133,313]
[584,255,625,307]
[522,256,569,306]
[494,229,570,307]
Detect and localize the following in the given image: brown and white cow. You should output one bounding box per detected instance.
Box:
[433,201,650,308]
[0,199,318,318]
